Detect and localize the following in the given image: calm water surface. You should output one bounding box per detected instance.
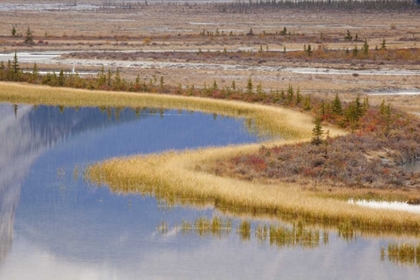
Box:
[0,103,419,279]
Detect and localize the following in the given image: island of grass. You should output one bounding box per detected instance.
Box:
[1,81,419,235]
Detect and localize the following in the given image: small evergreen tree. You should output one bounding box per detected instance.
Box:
[280,89,285,100]
[363,96,369,112]
[331,94,343,115]
[246,76,253,94]
[344,30,352,41]
[352,45,359,57]
[160,76,165,90]
[58,69,65,86]
[256,82,263,96]
[107,69,112,87]
[24,26,34,45]
[380,39,386,50]
[379,99,387,115]
[114,68,122,90]
[362,39,369,56]
[280,27,287,36]
[135,74,141,87]
[12,51,19,74]
[307,44,313,56]
[97,66,106,87]
[287,84,294,104]
[295,87,302,105]
[212,80,218,91]
[311,117,324,145]
[32,62,39,81]
[12,26,17,37]
[303,95,312,111]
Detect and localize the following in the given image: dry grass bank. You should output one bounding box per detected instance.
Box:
[0,82,324,138]
[86,141,420,234]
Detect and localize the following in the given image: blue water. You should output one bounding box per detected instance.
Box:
[0,103,419,279]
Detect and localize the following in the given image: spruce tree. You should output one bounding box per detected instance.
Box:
[331,94,343,115]
[307,44,312,56]
[256,82,263,96]
[246,76,253,94]
[32,62,39,81]
[362,39,369,56]
[352,45,359,57]
[380,39,386,50]
[311,117,324,145]
[213,80,218,91]
[295,87,302,105]
[12,51,19,74]
[160,76,164,90]
[287,84,294,104]
[344,30,352,41]
[303,95,312,111]
[58,69,65,86]
[24,26,34,45]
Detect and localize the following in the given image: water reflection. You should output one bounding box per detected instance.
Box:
[160,217,328,249]
[0,103,262,266]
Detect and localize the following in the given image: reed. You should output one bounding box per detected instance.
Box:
[257,221,326,248]
[165,217,326,248]
[382,242,420,267]
[157,221,169,234]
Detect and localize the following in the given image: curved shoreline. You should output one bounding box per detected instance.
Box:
[2,82,419,234]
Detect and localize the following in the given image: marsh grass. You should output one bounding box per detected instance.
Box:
[237,220,251,241]
[162,217,326,248]
[256,222,326,248]
[178,217,232,238]
[157,221,169,234]
[0,82,319,139]
[337,221,357,242]
[382,242,420,267]
[86,141,420,235]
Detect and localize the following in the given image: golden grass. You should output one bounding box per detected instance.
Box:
[2,82,419,234]
[0,82,326,138]
[162,216,325,247]
[382,242,420,267]
[86,141,420,234]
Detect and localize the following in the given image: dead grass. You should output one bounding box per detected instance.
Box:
[0,82,325,138]
[86,139,420,234]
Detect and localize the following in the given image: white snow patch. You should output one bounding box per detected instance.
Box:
[348,199,420,214]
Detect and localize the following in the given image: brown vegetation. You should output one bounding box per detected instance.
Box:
[213,100,420,195]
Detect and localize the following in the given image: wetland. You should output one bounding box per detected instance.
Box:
[1,0,420,279]
[0,99,419,279]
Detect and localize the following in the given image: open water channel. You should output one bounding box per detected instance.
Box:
[0,103,419,279]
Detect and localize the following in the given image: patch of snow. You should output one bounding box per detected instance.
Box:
[367,89,420,96]
[348,199,420,214]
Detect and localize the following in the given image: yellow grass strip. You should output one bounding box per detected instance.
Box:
[0,82,331,138]
[87,142,420,233]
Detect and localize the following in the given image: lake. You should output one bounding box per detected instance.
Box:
[0,103,419,279]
